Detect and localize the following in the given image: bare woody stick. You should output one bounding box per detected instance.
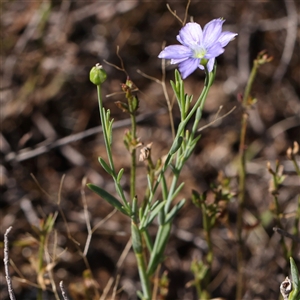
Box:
[4,226,16,300]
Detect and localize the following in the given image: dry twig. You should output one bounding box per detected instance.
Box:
[4,227,16,300]
[5,111,163,163]
[273,227,300,244]
[59,281,69,300]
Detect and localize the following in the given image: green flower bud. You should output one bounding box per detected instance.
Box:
[89,63,107,85]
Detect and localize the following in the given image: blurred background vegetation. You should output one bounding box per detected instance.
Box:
[1,1,300,299]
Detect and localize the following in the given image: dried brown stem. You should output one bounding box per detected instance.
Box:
[4,227,16,300]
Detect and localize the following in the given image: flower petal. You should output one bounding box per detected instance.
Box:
[218,31,238,47]
[178,58,200,79]
[205,42,224,59]
[171,57,189,64]
[206,58,215,72]
[202,18,225,48]
[158,45,192,59]
[177,22,203,47]
[198,64,205,70]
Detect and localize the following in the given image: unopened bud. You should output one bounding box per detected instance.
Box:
[89,63,107,85]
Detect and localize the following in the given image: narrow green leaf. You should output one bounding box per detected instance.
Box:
[179,81,185,109]
[117,168,124,183]
[158,209,165,225]
[150,200,160,211]
[290,257,300,300]
[184,94,192,113]
[170,80,181,109]
[145,201,166,227]
[87,183,129,216]
[136,290,144,299]
[165,199,185,223]
[147,223,171,276]
[146,174,153,195]
[98,157,112,175]
[171,182,185,201]
[170,136,183,155]
[131,221,142,254]
[174,69,181,84]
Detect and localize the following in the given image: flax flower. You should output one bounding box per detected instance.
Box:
[158,19,237,79]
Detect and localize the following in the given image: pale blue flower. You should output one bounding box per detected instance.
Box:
[158,19,237,79]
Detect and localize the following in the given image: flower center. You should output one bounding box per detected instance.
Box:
[193,46,206,59]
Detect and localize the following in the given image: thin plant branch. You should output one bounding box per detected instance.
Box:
[151,264,161,300]
[136,69,161,84]
[166,3,183,25]
[5,111,161,163]
[59,281,69,300]
[91,209,117,234]
[137,55,176,139]
[12,276,43,289]
[30,173,52,198]
[56,175,81,246]
[104,45,129,77]
[236,51,272,300]
[160,55,176,139]
[81,177,93,256]
[182,0,191,25]
[273,227,300,244]
[197,106,236,132]
[45,247,60,300]
[111,274,120,300]
[57,186,100,300]
[100,238,132,300]
[4,227,16,300]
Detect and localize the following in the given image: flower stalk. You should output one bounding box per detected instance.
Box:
[236,51,272,300]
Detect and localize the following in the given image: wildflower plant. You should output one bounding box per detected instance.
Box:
[2,3,300,300]
[88,19,237,299]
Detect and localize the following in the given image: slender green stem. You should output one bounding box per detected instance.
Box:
[97,85,115,172]
[131,151,136,200]
[129,108,137,200]
[37,233,45,300]
[147,69,215,277]
[291,156,300,254]
[143,230,153,252]
[152,68,214,203]
[195,279,202,300]
[236,110,248,299]
[271,171,289,258]
[236,58,259,300]
[203,213,213,266]
[96,85,130,211]
[292,195,300,255]
[164,171,180,214]
[136,252,151,300]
